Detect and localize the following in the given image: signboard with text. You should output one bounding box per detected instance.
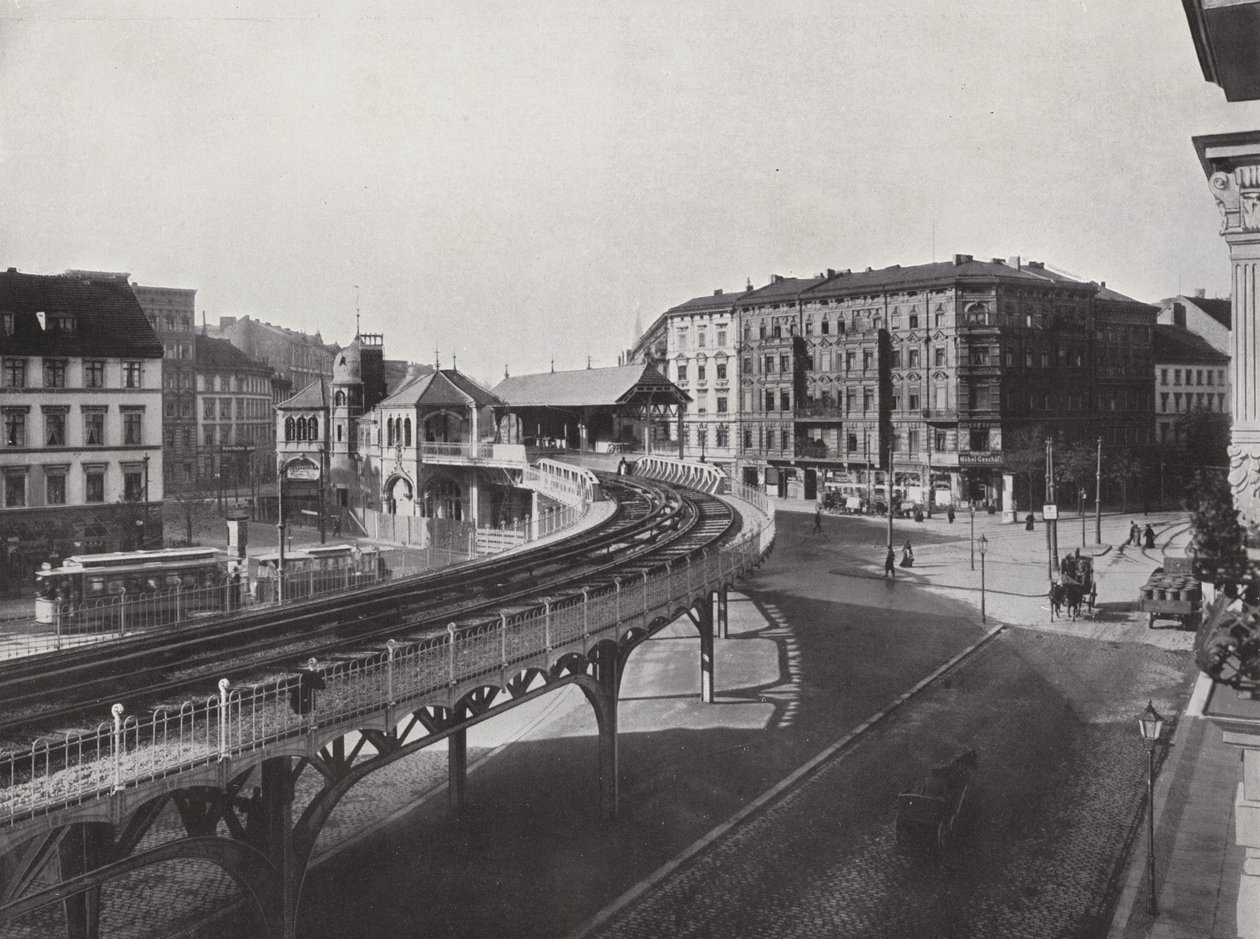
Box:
[285,460,320,482]
[1043,504,1058,520]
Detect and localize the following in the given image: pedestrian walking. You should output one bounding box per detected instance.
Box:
[1025,513,1035,531]
[1128,521,1140,546]
[1143,524,1156,549]
[884,547,896,579]
[900,541,914,568]
[947,506,955,524]
[813,504,823,534]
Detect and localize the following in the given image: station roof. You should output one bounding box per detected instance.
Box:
[493,363,690,408]
[277,380,328,410]
[1154,324,1231,365]
[379,368,502,410]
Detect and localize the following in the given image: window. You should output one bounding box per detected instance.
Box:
[907,430,920,454]
[84,360,105,388]
[862,351,873,370]
[204,426,216,447]
[969,428,990,451]
[204,398,216,420]
[909,393,920,410]
[1173,369,1181,385]
[45,473,66,505]
[697,328,706,348]
[4,473,25,507]
[123,361,142,388]
[909,349,920,367]
[716,396,728,414]
[971,349,989,366]
[716,328,727,346]
[220,399,232,419]
[43,359,66,387]
[846,352,855,372]
[123,410,143,445]
[934,347,945,367]
[934,429,947,451]
[44,410,65,446]
[1,313,11,336]
[1207,371,1214,386]
[697,365,707,382]
[909,314,919,329]
[716,362,727,380]
[863,390,873,412]
[3,358,26,388]
[124,470,144,502]
[3,410,25,447]
[308,417,318,440]
[404,418,412,446]
[892,350,902,368]
[676,363,688,382]
[780,354,790,372]
[84,409,105,446]
[1160,392,1169,413]
[780,390,791,411]
[85,469,105,503]
[765,390,775,411]
[182,428,191,448]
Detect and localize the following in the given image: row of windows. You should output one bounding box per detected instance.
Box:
[1,312,77,335]
[200,373,271,394]
[674,362,728,382]
[202,397,271,420]
[2,465,145,508]
[146,314,193,333]
[1159,367,1226,387]
[672,326,730,350]
[2,358,144,389]
[202,423,272,448]
[283,417,320,441]
[1158,391,1227,414]
[2,406,145,448]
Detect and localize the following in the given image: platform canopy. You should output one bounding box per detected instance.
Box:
[491,363,690,451]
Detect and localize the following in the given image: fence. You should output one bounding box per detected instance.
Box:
[0,488,774,826]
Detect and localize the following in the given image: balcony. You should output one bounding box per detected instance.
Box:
[796,405,845,419]
[420,442,527,466]
[921,408,958,421]
[794,442,847,461]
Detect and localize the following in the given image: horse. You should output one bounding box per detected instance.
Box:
[1049,582,1065,620]
[1049,581,1084,622]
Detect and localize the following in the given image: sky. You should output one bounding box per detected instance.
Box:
[3,0,1260,387]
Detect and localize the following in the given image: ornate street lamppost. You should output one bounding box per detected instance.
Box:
[1138,700,1166,916]
[978,534,988,623]
[970,504,976,571]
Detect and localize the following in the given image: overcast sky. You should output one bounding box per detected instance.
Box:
[3,0,1260,385]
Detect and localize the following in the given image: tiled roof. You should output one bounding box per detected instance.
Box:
[1196,297,1232,329]
[799,259,1092,301]
[1154,325,1230,365]
[736,276,826,307]
[667,290,749,314]
[277,380,328,410]
[379,368,502,409]
[492,363,688,407]
[196,335,271,371]
[0,269,161,358]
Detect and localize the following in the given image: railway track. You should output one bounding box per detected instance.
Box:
[0,476,737,749]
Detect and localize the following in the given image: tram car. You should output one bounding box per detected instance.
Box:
[34,547,235,628]
[251,543,386,603]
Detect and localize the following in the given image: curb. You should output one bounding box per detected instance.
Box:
[568,621,1008,939]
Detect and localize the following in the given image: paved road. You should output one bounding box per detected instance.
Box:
[288,511,1194,938]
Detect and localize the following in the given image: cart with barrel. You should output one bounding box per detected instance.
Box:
[1138,553,1203,629]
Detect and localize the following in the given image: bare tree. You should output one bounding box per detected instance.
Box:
[163,477,221,547]
[1002,424,1049,511]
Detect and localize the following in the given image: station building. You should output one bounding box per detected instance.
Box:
[0,269,164,592]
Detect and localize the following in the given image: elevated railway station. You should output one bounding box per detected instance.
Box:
[0,456,773,939]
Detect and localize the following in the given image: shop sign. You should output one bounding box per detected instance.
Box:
[959,451,1002,466]
[286,459,320,481]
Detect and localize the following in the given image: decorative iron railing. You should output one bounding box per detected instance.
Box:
[0,488,773,826]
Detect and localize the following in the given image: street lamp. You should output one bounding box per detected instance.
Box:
[970,504,976,571]
[1138,700,1165,916]
[978,534,988,623]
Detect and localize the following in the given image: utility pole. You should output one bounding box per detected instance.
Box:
[1046,438,1059,579]
[277,466,286,604]
[1095,436,1103,545]
[887,441,895,550]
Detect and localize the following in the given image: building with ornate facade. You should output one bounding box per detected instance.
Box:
[195,336,276,500]
[209,315,334,396]
[1153,324,1230,447]
[131,284,198,491]
[0,269,163,592]
[631,290,746,472]
[633,257,1157,512]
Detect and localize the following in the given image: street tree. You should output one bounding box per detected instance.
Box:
[1186,469,1250,589]
[1176,407,1231,472]
[1103,446,1144,512]
[1002,424,1050,511]
[164,477,221,547]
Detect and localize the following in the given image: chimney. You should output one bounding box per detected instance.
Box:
[1100,281,1106,288]
[1027,260,1044,270]
[219,315,237,328]
[713,289,723,296]
[1007,255,1022,270]
[1173,302,1187,328]
[771,274,784,284]
[953,254,973,266]
[826,268,836,277]
[865,266,873,272]
[5,267,15,273]
[1194,288,1207,299]
[992,258,1005,265]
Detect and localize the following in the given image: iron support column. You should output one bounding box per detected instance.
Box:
[448,728,467,813]
[58,823,111,939]
[594,645,620,821]
[698,593,715,704]
[717,585,729,640]
[261,756,296,939]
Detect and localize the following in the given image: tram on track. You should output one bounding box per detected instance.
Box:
[251,543,386,601]
[34,547,233,627]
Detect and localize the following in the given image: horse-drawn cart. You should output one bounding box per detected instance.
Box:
[1049,555,1096,621]
[895,750,977,850]
[1139,554,1202,629]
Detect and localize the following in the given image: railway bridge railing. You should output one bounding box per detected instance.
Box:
[0,468,773,939]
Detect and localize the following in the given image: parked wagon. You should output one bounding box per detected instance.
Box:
[895,749,977,851]
[1139,554,1202,629]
